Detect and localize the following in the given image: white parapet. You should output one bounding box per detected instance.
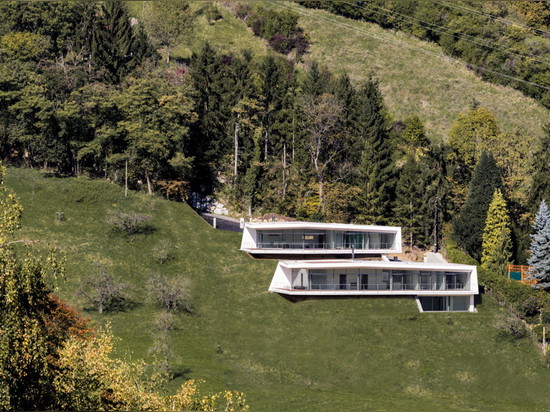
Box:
[268,259,478,312]
[240,221,402,256]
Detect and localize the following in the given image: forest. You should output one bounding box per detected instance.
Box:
[1,0,548,255]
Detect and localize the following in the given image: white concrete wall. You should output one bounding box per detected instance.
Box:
[269,264,292,291]
[240,225,257,250]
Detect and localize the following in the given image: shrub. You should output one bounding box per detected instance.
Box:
[147,274,192,313]
[108,211,153,235]
[518,295,540,318]
[152,239,172,264]
[542,309,550,325]
[495,314,527,341]
[269,35,294,54]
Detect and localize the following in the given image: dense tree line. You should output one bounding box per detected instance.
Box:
[297,0,550,108]
[0,0,548,258]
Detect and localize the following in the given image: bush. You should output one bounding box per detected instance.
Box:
[152,239,172,264]
[517,295,540,318]
[233,3,308,56]
[147,274,192,313]
[269,35,294,54]
[542,309,550,325]
[108,211,153,235]
[495,314,527,341]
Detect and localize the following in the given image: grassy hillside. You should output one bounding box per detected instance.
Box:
[264,1,549,144]
[128,1,549,146]
[8,167,550,411]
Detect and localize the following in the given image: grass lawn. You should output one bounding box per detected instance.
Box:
[7,166,550,411]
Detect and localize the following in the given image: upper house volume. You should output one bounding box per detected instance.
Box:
[240,221,402,258]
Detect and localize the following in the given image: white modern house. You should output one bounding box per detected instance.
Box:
[240,220,478,312]
[240,221,402,257]
[269,259,478,312]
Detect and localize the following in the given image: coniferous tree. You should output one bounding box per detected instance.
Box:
[481,189,512,275]
[527,199,550,289]
[91,0,146,83]
[332,74,355,129]
[528,123,550,209]
[394,155,436,248]
[302,61,326,97]
[453,151,502,260]
[189,43,231,193]
[354,77,394,224]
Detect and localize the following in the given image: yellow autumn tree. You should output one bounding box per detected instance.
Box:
[54,329,248,411]
[481,188,512,275]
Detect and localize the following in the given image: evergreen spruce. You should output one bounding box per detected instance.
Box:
[354,77,394,224]
[91,0,145,83]
[189,43,231,192]
[481,189,512,275]
[527,199,550,289]
[528,123,550,209]
[453,151,502,260]
[302,61,326,97]
[394,155,436,248]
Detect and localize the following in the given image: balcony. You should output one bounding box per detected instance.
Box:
[254,241,395,250]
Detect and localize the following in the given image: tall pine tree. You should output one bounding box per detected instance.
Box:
[481,189,512,275]
[354,77,394,224]
[528,123,550,209]
[91,0,148,83]
[453,151,502,260]
[527,199,550,289]
[394,155,437,248]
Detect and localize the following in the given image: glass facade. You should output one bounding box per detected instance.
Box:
[418,296,470,312]
[257,229,395,250]
[291,268,470,291]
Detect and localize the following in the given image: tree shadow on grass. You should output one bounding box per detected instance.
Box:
[108,224,157,238]
[171,367,193,381]
[81,299,142,315]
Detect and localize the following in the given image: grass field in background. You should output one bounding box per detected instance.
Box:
[264,1,549,145]
[128,1,549,146]
[7,167,550,411]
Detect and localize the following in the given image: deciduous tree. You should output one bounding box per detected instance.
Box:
[142,0,195,64]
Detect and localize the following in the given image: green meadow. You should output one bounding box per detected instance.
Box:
[7,167,550,411]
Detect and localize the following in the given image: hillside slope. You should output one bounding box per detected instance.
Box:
[7,167,550,411]
[147,0,548,145]
[266,1,549,144]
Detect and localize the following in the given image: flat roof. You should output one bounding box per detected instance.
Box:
[244,221,400,232]
[278,259,476,272]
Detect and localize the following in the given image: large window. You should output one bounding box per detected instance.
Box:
[257,229,396,250]
[419,296,471,312]
[295,268,470,292]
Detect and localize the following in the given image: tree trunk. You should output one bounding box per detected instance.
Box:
[234,116,240,186]
[264,128,269,161]
[319,178,324,215]
[145,171,153,195]
[125,159,128,197]
[282,143,287,199]
[165,45,171,64]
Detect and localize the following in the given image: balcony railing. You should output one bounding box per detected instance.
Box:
[275,283,466,292]
[253,241,395,250]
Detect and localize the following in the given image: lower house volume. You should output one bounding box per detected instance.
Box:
[269,259,478,312]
